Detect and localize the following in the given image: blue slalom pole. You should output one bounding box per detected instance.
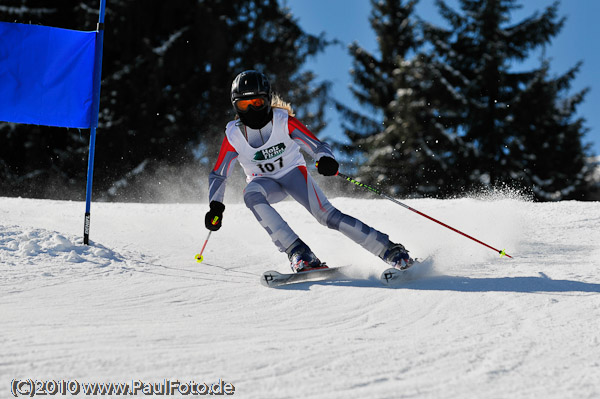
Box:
[83,0,106,245]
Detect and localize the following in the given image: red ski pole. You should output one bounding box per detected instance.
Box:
[336,172,512,258]
[195,216,220,263]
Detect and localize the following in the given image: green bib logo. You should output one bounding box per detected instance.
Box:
[253,143,286,161]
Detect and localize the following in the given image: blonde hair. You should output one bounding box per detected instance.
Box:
[271,93,295,117]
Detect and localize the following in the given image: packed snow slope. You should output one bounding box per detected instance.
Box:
[1,194,599,399]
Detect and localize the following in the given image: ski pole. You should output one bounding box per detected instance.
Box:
[195,216,220,263]
[195,231,212,263]
[336,171,512,258]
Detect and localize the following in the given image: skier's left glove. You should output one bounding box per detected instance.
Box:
[317,156,339,176]
[205,201,225,231]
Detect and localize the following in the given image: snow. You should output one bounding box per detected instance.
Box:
[1,195,600,398]
[0,6,56,17]
[152,27,189,57]
[588,156,600,187]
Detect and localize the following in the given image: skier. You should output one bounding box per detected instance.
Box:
[205,70,414,272]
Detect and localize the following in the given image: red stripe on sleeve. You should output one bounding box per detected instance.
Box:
[288,116,320,141]
[213,136,237,171]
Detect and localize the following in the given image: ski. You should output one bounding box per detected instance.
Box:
[380,267,411,285]
[261,266,345,288]
[262,258,429,287]
[380,258,427,286]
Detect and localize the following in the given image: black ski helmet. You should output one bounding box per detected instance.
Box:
[231,70,273,129]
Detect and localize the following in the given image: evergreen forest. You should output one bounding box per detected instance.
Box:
[0,0,596,202]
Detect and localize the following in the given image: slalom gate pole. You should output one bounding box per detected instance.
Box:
[336,171,512,258]
[83,0,107,245]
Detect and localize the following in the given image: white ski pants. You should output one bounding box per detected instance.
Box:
[243,166,389,257]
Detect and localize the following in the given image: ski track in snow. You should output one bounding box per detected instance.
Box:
[1,196,599,398]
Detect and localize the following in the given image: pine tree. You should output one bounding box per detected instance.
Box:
[510,61,590,200]
[423,0,591,199]
[339,0,467,197]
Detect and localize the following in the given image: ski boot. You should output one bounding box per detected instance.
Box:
[286,239,326,273]
[381,242,414,270]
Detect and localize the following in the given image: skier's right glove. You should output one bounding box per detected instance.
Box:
[317,156,339,176]
[205,201,225,231]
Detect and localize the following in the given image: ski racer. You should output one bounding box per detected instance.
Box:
[205,70,414,272]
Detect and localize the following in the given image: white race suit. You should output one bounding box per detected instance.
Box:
[208,108,390,257]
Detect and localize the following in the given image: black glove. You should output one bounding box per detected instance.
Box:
[205,201,225,231]
[317,156,339,176]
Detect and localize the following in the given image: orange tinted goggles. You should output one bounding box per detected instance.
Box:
[235,97,266,112]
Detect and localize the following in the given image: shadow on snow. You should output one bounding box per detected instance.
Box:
[405,273,600,293]
[276,273,600,293]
